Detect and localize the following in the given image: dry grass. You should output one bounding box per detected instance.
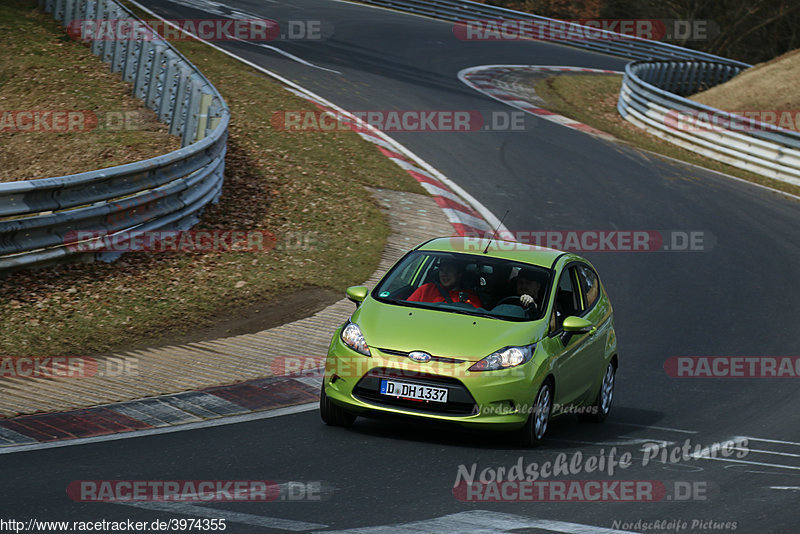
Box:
[691,48,800,116]
[0,0,181,181]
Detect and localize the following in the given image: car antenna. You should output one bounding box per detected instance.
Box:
[483,210,509,254]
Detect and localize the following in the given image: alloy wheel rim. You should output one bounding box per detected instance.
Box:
[600,364,615,414]
[534,385,551,440]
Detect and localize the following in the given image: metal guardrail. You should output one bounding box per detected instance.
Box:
[0,0,229,273]
[352,0,749,67]
[618,61,800,186]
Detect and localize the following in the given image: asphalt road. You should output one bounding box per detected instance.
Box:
[3,408,798,532]
[4,1,798,532]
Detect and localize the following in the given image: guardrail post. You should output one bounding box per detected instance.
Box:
[101,4,119,63]
[685,63,699,95]
[146,44,167,111]
[207,97,224,137]
[63,0,75,24]
[111,26,127,73]
[90,0,104,56]
[712,63,724,88]
[82,0,96,43]
[121,31,140,82]
[132,39,152,100]
[158,56,179,123]
[53,0,65,22]
[194,93,212,144]
[169,67,192,140]
[74,0,85,24]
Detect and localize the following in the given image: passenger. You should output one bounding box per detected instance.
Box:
[407,258,482,308]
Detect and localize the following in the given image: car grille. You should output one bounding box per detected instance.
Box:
[376,348,467,364]
[353,367,477,416]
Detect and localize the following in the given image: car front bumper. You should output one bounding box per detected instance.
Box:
[323,332,549,430]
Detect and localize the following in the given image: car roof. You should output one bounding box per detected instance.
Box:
[416,236,570,269]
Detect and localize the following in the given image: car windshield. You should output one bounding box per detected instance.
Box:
[372,251,552,321]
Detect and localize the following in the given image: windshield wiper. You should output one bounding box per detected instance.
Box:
[377,297,413,307]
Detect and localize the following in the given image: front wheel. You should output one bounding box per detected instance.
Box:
[580,362,615,423]
[320,385,356,427]
[522,381,553,447]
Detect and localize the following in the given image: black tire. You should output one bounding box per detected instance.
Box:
[320,386,356,427]
[579,361,615,423]
[521,380,553,447]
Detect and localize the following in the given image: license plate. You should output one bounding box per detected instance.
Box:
[380,379,448,403]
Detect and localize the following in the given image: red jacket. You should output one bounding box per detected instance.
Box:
[407,283,482,308]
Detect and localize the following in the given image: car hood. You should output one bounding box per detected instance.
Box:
[352,298,548,362]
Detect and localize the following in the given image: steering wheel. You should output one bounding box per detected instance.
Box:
[495,296,538,314]
[495,296,521,306]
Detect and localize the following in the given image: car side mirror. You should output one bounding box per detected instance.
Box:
[346,286,368,307]
[562,316,596,335]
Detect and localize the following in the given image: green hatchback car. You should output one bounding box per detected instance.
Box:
[320,236,618,445]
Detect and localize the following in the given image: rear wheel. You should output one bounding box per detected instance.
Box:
[579,362,615,423]
[522,380,553,447]
[320,386,356,427]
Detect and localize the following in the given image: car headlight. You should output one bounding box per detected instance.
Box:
[469,345,534,371]
[341,321,371,356]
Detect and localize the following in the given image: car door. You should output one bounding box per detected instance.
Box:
[543,262,603,408]
[573,263,614,399]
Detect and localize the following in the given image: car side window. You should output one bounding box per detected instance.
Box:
[379,254,429,295]
[576,264,600,311]
[549,266,581,332]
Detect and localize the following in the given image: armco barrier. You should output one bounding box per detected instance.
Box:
[618,61,800,187]
[353,0,749,66]
[0,0,229,273]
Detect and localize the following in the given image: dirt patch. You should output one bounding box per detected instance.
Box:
[107,287,344,354]
[491,71,550,107]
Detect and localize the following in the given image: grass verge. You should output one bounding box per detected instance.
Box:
[0,0,181,181]
[692,48,800,113]
[533,74,800,198]
[0,1,426,356]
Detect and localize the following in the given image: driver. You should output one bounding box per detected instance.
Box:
[514,268,545,310]
[407,257,482,308]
